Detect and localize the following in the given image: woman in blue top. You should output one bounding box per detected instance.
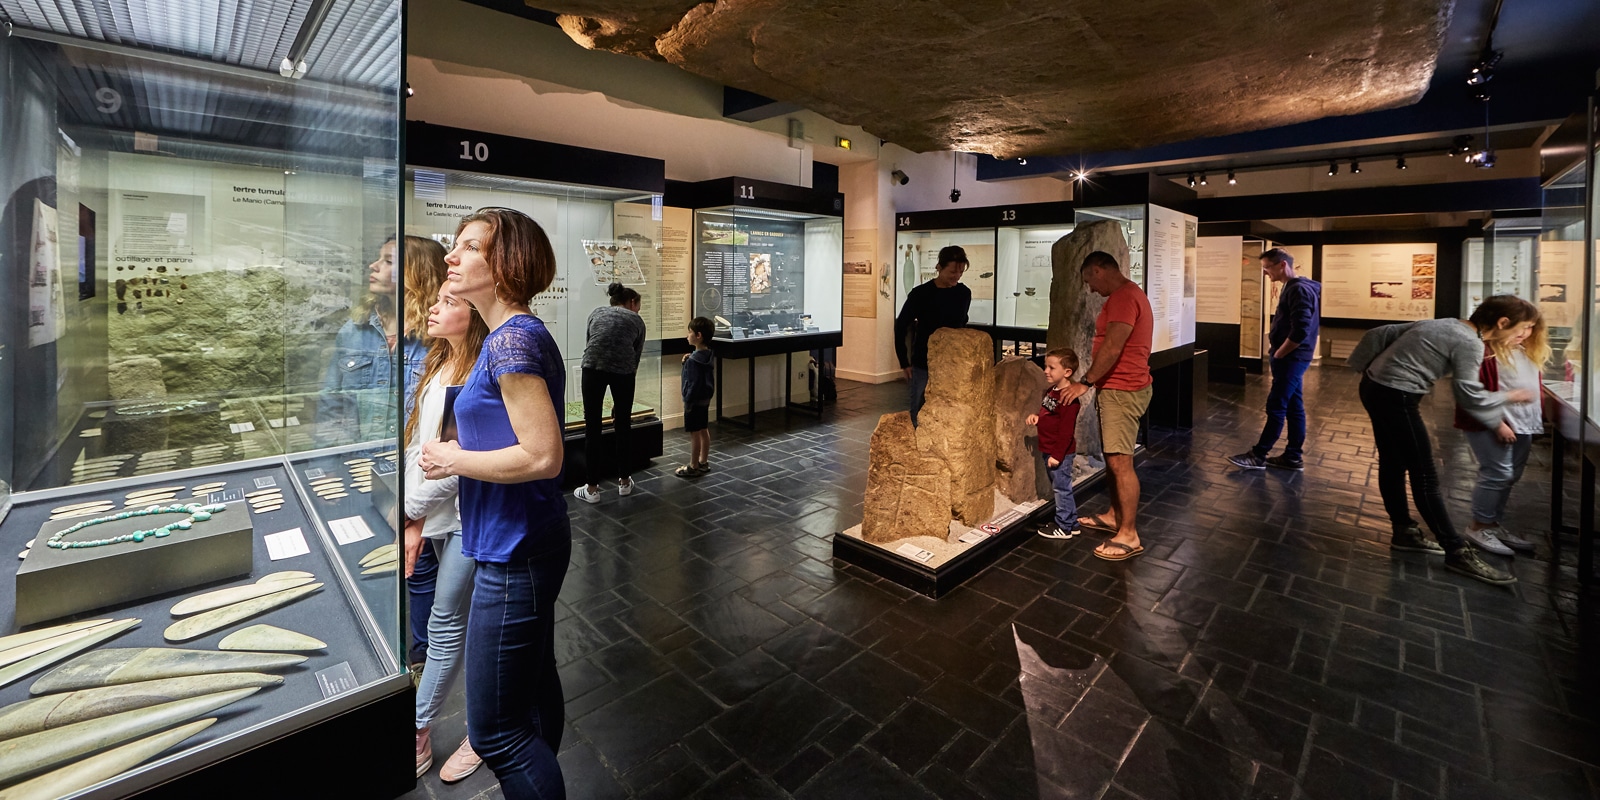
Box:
[419,208,569,800]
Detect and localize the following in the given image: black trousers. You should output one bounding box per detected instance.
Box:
[582,367,637,485]
[1358,376,1464,552]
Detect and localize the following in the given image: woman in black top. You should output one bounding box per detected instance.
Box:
[573,283,645,503]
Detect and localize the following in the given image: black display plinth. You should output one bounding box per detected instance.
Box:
[1149,348,1208,428]
[563,419,665,489]
[16,501,252,625]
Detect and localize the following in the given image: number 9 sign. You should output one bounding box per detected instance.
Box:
[95,88,123,114]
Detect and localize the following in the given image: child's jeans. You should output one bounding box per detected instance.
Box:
[1464,429,1533,524]
[1048,454,1077,530]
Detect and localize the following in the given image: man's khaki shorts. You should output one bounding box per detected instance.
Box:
[1097,385,1152,456]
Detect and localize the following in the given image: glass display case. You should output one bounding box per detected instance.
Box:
[996,223,1077,328]
[402,167,666,432]
[1075,205,1146,285]
[1462,216,1538,312]
[694,206,843,341]
[893,228,997,325]
[1537,161,1589,390]
[0,6,410,798]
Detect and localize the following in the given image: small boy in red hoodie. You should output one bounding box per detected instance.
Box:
[1026,347,1082,539]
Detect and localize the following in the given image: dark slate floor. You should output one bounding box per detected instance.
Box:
[404,365,1600,800]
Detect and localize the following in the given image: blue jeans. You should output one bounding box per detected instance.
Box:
[1254,357,1310,459]
[407,543,439,666]
[416,532,475,729]
[1464,429,1533,525]
[466,524,572,800]
[1048,455,1077,530]
[908,367,929,426]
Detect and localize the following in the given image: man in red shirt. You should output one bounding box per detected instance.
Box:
[1057,251,1153,561]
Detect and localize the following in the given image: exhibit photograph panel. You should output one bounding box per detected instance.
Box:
[1320,242,1438,321]
[892,228,998,326]
[694,206,843,341]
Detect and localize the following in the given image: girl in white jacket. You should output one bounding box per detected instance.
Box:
[406,283,489,781]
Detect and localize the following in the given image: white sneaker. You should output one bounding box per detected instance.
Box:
[1488,525,1534,553]
[618,479,634,497]
[573,485,601,505]
[1462,525,1514,556]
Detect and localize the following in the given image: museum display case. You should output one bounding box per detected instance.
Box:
[405,121,672,477]
[893,227,998,325]
[1462,215,1537,313]
[401,166,666,435]
[0,6,411,797]
[692,205,843,342]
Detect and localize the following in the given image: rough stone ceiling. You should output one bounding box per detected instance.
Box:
[538,0,1455,159]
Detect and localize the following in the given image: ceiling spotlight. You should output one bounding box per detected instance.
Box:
[1071,169,1089,182]
[1327,161,1338,176]
[1186,173,1196,187]
[1351,160,1361,174]
[1450,134,1475,156]
[1198,172,1208,186]
[1016,158,1027,166]
[1396,155,1407,170]
[1467,50,1501,86]
[405,83,414,97]
[1227,170,1237,185]
[1466,148,1497,169]
[949,188,962,203]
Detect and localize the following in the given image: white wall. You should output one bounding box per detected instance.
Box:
[884,145,1074,211]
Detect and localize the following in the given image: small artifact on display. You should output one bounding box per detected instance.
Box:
[0,673,283,740]
[29,648,305,695]
[217,625,326,652]
[0,620,141,690]
[358,543,397,575]
[0,718,216,800]
[169,572,315,616]
[45,503,225,550]
[163,582,322,642]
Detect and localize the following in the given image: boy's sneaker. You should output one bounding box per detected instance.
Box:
[573,485,601,504]
[1264,455,1304,471]
[1037,525,1079,540]
[1445,547,1517,586]
[1493,526,1535,552]
[1390,526,1444,554]
[618,479,634,497]
[1227,452,1267,469]
[1462,526,1514,556]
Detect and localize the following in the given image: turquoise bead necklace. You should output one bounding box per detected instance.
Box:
[47,502,226,550]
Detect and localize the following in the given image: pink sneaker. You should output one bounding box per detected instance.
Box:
[415,727,433,777]
[438,737,482,783]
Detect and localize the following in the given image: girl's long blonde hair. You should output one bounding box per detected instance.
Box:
[403,236,448,342]
[1473,294,1550,373]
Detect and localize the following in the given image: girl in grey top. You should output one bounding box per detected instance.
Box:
[575,284,646,502]
[1349,296,1539,587]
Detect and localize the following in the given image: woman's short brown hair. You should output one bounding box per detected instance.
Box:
[456,207,557,306]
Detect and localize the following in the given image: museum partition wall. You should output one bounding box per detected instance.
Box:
[0,9,413,798]
[405,122,669,479]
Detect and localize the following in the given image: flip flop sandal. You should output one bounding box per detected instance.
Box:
[674,465,701,478]
[1094,540,1145,562]
[1078,514,1118,534]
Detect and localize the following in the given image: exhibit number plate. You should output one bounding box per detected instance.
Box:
[959,530,991,544]
[894,543,935,563]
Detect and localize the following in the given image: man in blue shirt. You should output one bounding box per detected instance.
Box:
[1230,248,1320,470]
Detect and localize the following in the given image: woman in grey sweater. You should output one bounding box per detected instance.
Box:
[574,283,646,503]
[1347,295,1539,586]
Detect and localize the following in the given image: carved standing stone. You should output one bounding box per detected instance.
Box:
[918,328,996,525]
[993,358,1049,503]
[862,412,951,543]
[1047,220,1126,460]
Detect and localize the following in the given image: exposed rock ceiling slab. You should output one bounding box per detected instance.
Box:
[540,0,1454,159]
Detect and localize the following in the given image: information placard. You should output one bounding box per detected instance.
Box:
[1146,205,1198,350]
[1195,236,1243,324]
[1321,243,1435,321]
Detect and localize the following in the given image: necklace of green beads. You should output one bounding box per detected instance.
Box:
[48,502,226,550]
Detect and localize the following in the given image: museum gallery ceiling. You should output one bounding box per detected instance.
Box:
[537,0,1454,158]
